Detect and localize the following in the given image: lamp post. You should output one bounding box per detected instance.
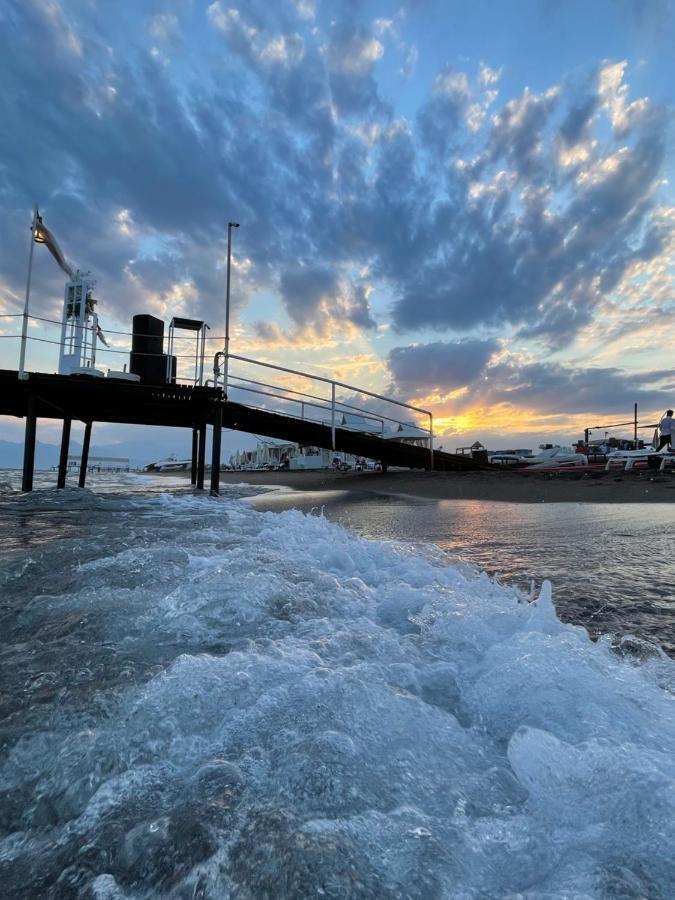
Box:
[224,221,239,396]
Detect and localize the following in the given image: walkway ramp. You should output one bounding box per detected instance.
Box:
[222,400,482,471]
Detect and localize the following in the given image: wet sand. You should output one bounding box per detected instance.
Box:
[206,467,675,503]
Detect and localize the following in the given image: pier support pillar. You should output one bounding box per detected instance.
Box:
[79,422,92,488]
[210,404,222,496]
[57,416,72,488]
[22,396,37,493]
[197,421,206,490]
[191,428,198,486]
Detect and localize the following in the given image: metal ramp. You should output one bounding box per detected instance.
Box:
[212,353,483,471]
[220,400,483,471]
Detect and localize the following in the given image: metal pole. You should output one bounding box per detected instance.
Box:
[79,422,92,487]
[57,416,72,488]
[18,205,38,381]
[191,427,198,485]
[634,403,638,443]
[429,413,434,471]
[22,395,37,492]
[197,421,207,489]
[210,403,223,496]
[224,221,239,398]
[331,382,336,450]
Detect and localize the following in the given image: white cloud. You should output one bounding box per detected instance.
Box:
[147,13,179,43]
[293,0,315,20]
[326,34,384,76]
[598,60,651,136]
[40,0,83,56]
[260,33,305,66]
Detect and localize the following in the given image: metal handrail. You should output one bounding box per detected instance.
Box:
[217,351,434,468]
[226,382,387,432]
[227,373,408,428]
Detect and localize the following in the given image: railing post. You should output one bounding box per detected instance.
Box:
[429,413,434,471]
[331,382,336,450]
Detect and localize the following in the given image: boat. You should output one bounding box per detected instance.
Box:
[605,445,675,472]
[144,454,191,472]
[523,446,588,469]
[490,446,586,468]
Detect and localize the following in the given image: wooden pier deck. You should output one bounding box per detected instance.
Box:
[0,369,483,492]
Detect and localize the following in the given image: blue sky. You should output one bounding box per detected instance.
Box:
[1,0,674,454]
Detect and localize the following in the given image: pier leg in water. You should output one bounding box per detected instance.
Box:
[57,416,72,488]
[22,396,37,492]
[197,421,206,490]
[191,428,198,486]
[79,422,92,488]
[210,404,223,496]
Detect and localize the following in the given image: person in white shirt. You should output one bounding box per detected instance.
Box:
[658,410,674,450]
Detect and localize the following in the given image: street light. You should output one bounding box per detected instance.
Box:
[224,221,239,396]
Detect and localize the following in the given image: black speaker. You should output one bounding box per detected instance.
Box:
[130,315,165,382]
[131,315,164,354]
[129,352,164,383]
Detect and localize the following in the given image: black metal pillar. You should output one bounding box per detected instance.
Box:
[191,427,198,485]
[210,404,223,496]
[79,422,92,488]
[57,416,72,488]
[197,421,206,489]
[22,396,37,493]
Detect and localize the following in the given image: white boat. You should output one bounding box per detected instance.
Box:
[605,446,675,472]
[144,454,191,472]
[490,446,586,468]
[524,446,588,469]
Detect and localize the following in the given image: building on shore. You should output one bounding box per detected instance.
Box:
[229,439,368,471]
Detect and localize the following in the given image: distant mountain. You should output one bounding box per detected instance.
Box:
[0,440,65,469]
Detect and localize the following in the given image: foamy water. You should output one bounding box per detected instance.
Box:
[1,484,674,898]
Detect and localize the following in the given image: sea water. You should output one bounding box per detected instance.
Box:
[0,476,674,898]
[252,489,675,653]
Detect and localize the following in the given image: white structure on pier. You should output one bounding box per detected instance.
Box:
[58,273,101,376]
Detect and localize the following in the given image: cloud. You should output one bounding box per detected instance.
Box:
[388,339,499,394]
[277,264,376,335]
[392,63,669,347]
[466,359,673,417]
[0,0,672,407]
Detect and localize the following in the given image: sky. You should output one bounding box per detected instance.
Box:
[1,0,674,457]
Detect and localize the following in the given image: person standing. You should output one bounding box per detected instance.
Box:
[658,410,674,450]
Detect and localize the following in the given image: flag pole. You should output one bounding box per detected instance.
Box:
[18,204,38,381]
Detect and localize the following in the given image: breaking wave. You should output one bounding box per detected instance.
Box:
[0,489,673,898]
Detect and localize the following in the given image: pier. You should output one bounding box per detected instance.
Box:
[0,368,483,494]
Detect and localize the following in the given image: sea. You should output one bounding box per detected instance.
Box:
[0,470,673,899]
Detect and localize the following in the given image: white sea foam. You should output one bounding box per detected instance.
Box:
[0,490,673,898]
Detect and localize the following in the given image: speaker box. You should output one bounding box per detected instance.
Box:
[131,315,164,355]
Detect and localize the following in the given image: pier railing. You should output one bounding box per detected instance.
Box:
[211,351,433,463]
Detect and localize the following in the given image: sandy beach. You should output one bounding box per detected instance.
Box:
[202,467,675,503]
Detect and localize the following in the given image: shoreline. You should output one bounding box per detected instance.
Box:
[160,467,675,503]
